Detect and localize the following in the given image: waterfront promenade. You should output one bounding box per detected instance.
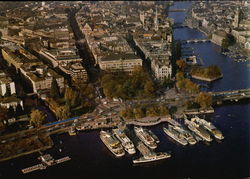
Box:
[2,85,249,162]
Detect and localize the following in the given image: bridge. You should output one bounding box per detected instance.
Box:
[173,23,187,29]
[210,88,250,102]
[181,39,211,44]
[169,8,187,12]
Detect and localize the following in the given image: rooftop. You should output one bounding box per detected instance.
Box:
[100,53,140,62]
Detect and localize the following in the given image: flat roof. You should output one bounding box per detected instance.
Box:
[100,53,140,62]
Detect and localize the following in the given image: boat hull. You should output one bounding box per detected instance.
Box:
[133,153,171,164]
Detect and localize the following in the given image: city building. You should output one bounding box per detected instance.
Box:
[0,70,16,96]
[59,62,88,82]
[1,45,64,93]
[99,53,142,73]
[0,96,23,110]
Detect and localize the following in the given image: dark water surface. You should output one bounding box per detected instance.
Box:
[0,2,250,179]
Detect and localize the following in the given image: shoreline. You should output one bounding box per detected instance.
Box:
[0,135,53,162]
[191,74,223,82]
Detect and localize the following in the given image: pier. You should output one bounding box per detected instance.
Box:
[21,155,71,174]
[21,164,46,174]
[173,23,188,29]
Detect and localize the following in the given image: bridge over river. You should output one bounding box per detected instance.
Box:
[168,8,187,12]
[210,88,250,102]
[173,22,187,29]
[181,39,211,44]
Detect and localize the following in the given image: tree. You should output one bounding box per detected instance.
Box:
[162,76,173,88]
[185,100,200,109]
[30,109,46,127]
[221,38,230,49]
[146,107,158,117]
[195,92,212,109]
[120,110,128,119]
[101,66,154,100]
[159,105,169,116]
[176,72,184,81]
[221,34,236,49]
[133,107,145,119]
[185,79,199,93]
[176,59,187,71]
[50,78,60,99]
[144,80,155,97]
[191,65,221,79]
[206,65,221,77]
[81,100,92,109]
[64,87,77,106]
[176,79,186,90]
[55,105,70,120]
[125,108,134,119]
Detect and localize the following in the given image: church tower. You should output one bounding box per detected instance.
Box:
[233,7,241,28]
[139,11,145,28]
[155,7,159,31]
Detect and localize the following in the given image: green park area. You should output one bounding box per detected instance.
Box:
[120,104,169,120]
[190,65,222,81]
[101,67,156,100]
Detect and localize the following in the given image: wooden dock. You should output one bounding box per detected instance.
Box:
[21,155,71,174]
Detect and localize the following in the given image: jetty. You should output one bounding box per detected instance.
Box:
[21,154,71,174]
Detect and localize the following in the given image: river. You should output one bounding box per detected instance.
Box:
[0,2,249,179]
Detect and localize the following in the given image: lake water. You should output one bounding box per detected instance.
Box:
[0,2,249,179]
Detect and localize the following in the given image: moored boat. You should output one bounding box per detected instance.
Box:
[112,128,136,154]
[191,116,224,140]
[184,119,213,142]
[100,130,125,157]
[163,125,188,146]
[133,142,170,164]
[146,129,160,143]
[133,152,171,164]
[172,125,197,145]
[134,126,157,149]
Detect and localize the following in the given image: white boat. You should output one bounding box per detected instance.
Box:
[146,129,160,143]
[184,119,213,142]
[112,128,136,154]
[133,142,170,164]
[191,116,224,140]
[100,130,125,157]
[172,125,197,145]
[134,127,157,149]
[163,125,188,146]
[133,152,171,164]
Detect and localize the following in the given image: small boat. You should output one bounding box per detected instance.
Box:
[68,127,77,136]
